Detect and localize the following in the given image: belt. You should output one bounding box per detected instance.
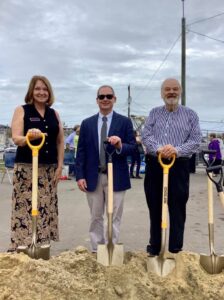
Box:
[98,166,107,174]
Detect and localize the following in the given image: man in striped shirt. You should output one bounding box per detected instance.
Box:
[142,78,201,256]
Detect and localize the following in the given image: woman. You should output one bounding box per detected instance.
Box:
[8,75,64,251]
[208,133,222,175]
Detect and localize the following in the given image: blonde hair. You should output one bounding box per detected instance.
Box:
[24,75,55,106]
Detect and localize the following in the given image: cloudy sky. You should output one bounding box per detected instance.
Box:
[1,0,224,128]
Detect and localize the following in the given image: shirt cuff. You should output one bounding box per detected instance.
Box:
[175,147,181,157]
[116,145,122,154]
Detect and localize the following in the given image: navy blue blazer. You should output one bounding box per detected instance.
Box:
[76,111,136,192]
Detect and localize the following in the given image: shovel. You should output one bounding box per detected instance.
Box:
[97,142,124,266]
[199,167,224,274]
[17,132,50,260]
[206,165,224,209]
[147,153,176,276]
[201,150,224,209]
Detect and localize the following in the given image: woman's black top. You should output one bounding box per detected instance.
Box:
[15,104,59,164]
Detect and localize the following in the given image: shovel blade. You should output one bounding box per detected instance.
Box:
[147,255,176,277]
[17,244,50,260]
[97,243,124,266]
[200,254,224,274]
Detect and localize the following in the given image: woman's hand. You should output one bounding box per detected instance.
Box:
[27,128,43,140]
[54,167,62,185]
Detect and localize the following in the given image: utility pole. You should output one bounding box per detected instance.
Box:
[127,85,132,118]
[181,0,186,106]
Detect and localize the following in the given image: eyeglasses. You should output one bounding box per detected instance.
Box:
[98,94,114,100]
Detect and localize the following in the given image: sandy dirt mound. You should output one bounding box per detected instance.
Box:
[0,246,224,300]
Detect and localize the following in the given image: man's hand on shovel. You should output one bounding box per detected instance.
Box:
[157,144,177,159]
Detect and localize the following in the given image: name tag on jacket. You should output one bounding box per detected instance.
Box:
[29,117,41,122]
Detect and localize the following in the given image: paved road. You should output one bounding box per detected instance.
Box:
[0,167,224,256]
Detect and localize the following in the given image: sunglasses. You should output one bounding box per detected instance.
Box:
[98,94,114,100]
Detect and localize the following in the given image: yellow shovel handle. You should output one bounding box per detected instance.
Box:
[158,153,175,230]
[158,153,176,174]
[26,132,45,157]
[26,132,45,216]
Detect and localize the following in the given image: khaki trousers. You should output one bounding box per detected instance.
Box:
[86,174,125,252]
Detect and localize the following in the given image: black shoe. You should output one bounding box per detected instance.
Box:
[146,245,159,256]
[130,175,135,178]
[7,249,16,253]
[136,175,142,179]
[169,249,182,254]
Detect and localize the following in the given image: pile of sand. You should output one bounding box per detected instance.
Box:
[0,246,223,300]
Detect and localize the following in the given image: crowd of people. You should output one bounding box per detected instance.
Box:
[7,75,224,258]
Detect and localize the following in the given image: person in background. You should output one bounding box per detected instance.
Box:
[65,125,79,152]
[71,125,80,177]
[130,130,143,179]
[142,78,201,256]
[74,125,80,157]
[208,133,222,175]
[216,134,224,165]
[64,125,79,176]
[9,75,64,252]
[76,85,136,253]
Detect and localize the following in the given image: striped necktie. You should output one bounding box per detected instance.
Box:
[99,116,107,170]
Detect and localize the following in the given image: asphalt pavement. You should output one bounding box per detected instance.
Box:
[0,166,224,256]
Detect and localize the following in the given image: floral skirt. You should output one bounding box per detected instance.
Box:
[9,163,59,251]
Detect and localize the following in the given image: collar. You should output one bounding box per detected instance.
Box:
[99,111,113,120]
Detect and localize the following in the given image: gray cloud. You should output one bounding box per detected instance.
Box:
[0,0,224,128]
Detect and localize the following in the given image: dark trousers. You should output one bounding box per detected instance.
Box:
[144,155,190,254]
[189,153,196,173]
[130,151,141,176]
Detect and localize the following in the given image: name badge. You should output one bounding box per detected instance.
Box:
[30,117,41,122]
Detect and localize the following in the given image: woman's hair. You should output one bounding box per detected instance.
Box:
[210,133,216,138]
[24,75,55,106]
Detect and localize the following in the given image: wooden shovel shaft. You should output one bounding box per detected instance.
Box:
[158,154,175,230]
[108,162,113,214]
[32,156,38,216]
[207,173,214,224]
[218,191,224,208]
[161,173,169,229]
[107,161,113,246]
[26,133,45,216]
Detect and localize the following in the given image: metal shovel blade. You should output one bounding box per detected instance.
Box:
[17,216,50,260]
[147,254,176,277]
[17,244,50,260]
[200,254,224,274]
[97,243,124,266]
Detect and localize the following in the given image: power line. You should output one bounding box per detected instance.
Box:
[200,120,224,124]
[188,29,224,44]
[133,33,181,102]
[188,12,224,26]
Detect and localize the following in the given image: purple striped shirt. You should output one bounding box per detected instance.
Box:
[142,105,202,157]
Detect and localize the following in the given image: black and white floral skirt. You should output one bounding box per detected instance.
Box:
[9,163,59,251]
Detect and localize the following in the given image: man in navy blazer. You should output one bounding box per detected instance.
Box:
[76,85,136,253]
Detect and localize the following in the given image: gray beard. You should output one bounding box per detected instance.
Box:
[165,98,178,105]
